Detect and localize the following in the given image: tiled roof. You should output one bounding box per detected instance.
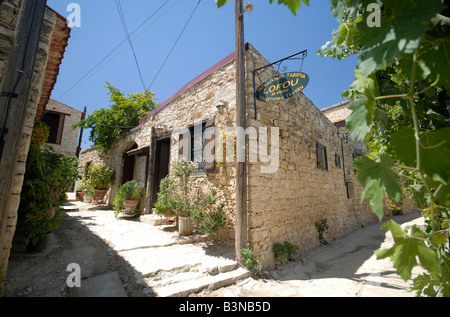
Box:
[36,7,71,120]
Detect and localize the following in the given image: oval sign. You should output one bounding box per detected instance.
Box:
[255,72,309,102]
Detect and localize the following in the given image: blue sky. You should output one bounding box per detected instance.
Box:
[47,0,357,151]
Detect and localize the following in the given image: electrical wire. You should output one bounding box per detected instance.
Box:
[115,0,147,90]
[148,0,202,90]
[56,0,171,101]
[66,0,179,94]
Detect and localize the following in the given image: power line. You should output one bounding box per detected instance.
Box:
[148,0,202,90]
[57,0,171,101]
[66,0,180,94]
[115,0,147,90]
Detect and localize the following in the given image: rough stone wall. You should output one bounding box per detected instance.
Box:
[78,146,105,182]
[245,44,375,267]
[0,3,62,280]
[80,44,415,269]
[45,99,82,157]
[99,54,239,239]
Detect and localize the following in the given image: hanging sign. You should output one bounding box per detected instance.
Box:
[255,72,309,102]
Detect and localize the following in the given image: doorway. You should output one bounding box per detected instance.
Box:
[151,138,170,207]
[122,143,137,185]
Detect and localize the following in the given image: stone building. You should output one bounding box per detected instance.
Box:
[0,1,70,283]
[322,99,353,128]
[80,44,380,268]
[41,99,84,157]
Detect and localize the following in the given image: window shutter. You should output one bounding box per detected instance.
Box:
[335,153,341,168]
[346,181,355,198]
[178,131,190,161]
[179,133,184,157]
[316,141,328,171]
[204,118,215,171]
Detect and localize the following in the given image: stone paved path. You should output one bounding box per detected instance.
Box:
[5,200,424,297]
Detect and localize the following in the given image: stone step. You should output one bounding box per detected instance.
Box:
[142,266,251,297]
[139,214,175,226]
[61,204,80,212]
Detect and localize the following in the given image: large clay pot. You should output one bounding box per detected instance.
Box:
[122,199,139,213]
[45,208,56,220]
[94,189,108,202]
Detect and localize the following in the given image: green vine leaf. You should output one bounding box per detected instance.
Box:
[391,127,450,183]
[353,154,402,221]
[376,220,442,282]
[346,96,372,142]
[354,0,444,76]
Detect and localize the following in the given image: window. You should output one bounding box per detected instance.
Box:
[316,141,328,171]
[335,153,341,168]
[334,120,346,128]
[190,122,206,172]
[42,112,65,145]
[178,118,215,172]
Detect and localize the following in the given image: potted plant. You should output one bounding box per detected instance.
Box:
[153,161,197,236]
[77,181,94,203]
[83,184,95,203]
[154,177,178,218]
[172,161,197,236]
[191,188,227,235]
[113,180,144,218]
[86,164,115,202]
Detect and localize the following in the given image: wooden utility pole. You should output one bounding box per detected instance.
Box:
[76,106,87,158]
[0,0,48,278]
[235,0,247,258]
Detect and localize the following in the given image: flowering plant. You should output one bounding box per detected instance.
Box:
[86,164,115,190]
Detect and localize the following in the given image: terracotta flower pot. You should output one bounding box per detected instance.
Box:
[122,199,139,213]
[94,189,108,202]
[45,208,56,220]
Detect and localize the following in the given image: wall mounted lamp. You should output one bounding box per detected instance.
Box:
[216,100,226,114]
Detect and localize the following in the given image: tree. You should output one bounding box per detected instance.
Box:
[317,0,449,296]
[216,0,449,295]
[74,82,157,155]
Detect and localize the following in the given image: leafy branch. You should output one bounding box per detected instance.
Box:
[74,82,156,155]
[319,0,450,296]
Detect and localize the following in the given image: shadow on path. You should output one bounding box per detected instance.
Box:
[5,209,147,297]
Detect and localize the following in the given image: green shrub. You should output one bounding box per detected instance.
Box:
[239,248,262,277]
[315,218,330,245]
[154,177,178,217]
[191,188,227,234]
[86,164,115,190]
[113,180,144,214]
[273,241,300,264]
[17,120,80,246]
[78,181,95,196]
